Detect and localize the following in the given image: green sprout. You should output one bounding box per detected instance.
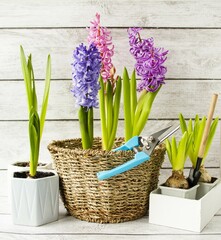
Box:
[165,132,192,171]
[179,113,219,168]
[20,46,51,177]
[99,76,122,150]
[122,68,159,141]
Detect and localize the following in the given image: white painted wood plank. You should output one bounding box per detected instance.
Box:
[1,29,221,79]
[0,171,8,196]
[0,234,221,240]
[1,80,221,120]
[0,120,220,169]
[0,196,9,213]
[1,210,221,235]
[0,0,221,28]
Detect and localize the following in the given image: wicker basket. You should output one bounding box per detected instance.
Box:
[48,137,165,223]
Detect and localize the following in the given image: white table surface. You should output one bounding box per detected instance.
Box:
[1,194,221,240]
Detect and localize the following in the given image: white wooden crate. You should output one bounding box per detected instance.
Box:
[149,181,221,232]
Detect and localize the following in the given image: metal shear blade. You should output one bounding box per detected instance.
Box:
[97,124,180,181]
[141,124,180,156]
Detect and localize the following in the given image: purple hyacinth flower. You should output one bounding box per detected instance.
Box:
[128,27,168,92]
[71,43,101,108]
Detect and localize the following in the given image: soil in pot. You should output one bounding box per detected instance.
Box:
[12,162,47,167]
[13,171,55,179]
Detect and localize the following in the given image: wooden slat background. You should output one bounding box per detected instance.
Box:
[1,0,221,28]
[1,29,221,80]
[0,0,220,181]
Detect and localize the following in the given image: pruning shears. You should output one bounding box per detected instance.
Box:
[97,124,180,181]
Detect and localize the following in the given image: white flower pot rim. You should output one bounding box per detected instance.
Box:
[159,184,199,199]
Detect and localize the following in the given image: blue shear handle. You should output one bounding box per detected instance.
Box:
[97,152,150,181]
[113,136,140,151]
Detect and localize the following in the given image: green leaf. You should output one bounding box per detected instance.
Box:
[195,114,199,124]
[108,77,122,150]
[130,70,137,126]
[165,139,172,164]
[123,67,132,140]
[185,132,193,158]
[133,89,146,129]
[40,55,51,139]
[27,55,38,113]
[106,80,113,141]
[165,130,192,171]
[29,108,40,177]
[179,113,187,134]
[20,46,32,113]
[187,119,192,134]
[133,87,160,136]
[175,132,188,170]
[98,76,108,150]
[190,121,199,166]
[171,136,177,168]
[203,117,219,162]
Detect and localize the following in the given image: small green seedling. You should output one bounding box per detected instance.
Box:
[165,131,192,189]
[20,46,51,177]
[179,113,219,182]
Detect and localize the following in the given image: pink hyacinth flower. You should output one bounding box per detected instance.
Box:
[87,13,114,82]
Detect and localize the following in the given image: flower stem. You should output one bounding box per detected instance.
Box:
[78,106,91,149]
[88,107,94,146]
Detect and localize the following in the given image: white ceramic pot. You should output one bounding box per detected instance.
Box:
[196,177,220,199]
[7,162,54,212]
[159,184,199,199]
[11,170,59,226]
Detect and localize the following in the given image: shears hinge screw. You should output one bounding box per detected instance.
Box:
[148,136,155,142]
[145,144,151,150]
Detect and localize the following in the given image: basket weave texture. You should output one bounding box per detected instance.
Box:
[48,137,165,223]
